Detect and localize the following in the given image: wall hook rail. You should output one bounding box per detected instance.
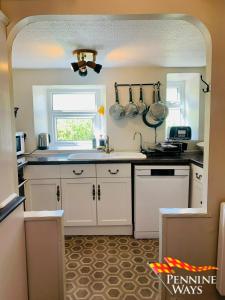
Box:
[200,75,210,93]
[115,81,161,88]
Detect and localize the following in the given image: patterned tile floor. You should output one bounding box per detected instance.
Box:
[65,236,159,300]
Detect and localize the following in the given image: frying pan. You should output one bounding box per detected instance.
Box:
[149,84,168,121]
[142,106,164,129]
[142,105,164,144]
[109,83,125,120]
[137,85,147,115]
[125,85,139,118]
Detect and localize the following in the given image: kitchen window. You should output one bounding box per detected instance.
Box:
[48,87,105,149]
[166,81,185,129]
[166,73,202,140]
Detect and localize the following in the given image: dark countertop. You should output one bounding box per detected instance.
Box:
[26,152,203,168]
[0,196,25,223]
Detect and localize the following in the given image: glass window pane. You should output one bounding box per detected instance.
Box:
[56,118,94,142]
[167,87,180,104]
[52,93,96,111]
[167,107,186,128]
[167,108,181,127]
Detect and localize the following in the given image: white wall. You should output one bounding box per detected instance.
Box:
[0,22,18,201]
[13,67,205,153]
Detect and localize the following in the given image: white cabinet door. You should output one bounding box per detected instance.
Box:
[191,179,203,208]
[190,164,203,208]
[26,179,61,211]
[97,178,132,226]
[61,179,97,226]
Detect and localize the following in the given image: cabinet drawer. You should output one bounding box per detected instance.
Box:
[60,164,96,178]
[191,164,203,183]
[96,164,131,178]
[25,165,60,179]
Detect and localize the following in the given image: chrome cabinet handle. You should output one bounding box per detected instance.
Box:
[97,185,101,200]
[195,173,202,180]
[108,169,119,175]
[56,185,60,202]
[73,170,84,176]
[18,179,28,189]
[92,184,96,200]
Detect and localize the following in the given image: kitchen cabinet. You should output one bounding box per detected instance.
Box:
[97,177,131,225]
[62,163,131,227]
[61,178,97,226]
[190,164,203,208]
[25,163,132,228]
[26,179,61,211]
[60,164,97,226]
[25,166,61,211]
[96,164,131,226]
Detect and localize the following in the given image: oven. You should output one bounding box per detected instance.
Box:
[17,157,28,209]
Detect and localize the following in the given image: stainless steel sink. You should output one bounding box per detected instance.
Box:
[67,152,146,161]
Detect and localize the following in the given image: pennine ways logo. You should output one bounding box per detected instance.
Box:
[149,257,218,296]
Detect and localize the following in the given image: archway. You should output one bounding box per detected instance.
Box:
[8,14,212,299]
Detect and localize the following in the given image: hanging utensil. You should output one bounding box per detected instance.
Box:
[125,85,139,118]
[142,107,164,129]
[156,83,168,118]
[149,83,168,122]
[142,87,164,144]
[137,85,147,115]
[109,83,125,120]
[142,107,164,144]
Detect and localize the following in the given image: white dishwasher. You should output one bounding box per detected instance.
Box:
[134,165,190,239]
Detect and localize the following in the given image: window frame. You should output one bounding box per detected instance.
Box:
[47,87,105,148]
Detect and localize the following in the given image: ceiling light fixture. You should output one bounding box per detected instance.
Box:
[71,49,102,76]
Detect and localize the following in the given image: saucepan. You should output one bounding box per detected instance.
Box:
[125,85,139,118]
[109,83,125,120]
[137,85,147,115]
[149,83,168,121]
[142,87,164,130]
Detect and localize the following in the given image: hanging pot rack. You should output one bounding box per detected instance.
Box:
[115,81,161,88]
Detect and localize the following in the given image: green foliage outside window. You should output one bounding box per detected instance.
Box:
[56,118,94,141]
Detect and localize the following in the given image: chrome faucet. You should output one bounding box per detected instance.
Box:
[133,132,143,152]
[105,135,113,154]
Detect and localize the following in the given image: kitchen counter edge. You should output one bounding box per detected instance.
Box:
[26,154,203,168]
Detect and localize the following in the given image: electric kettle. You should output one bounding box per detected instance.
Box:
[38,133,51,150]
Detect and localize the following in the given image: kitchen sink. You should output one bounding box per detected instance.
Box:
[108,152,146,159]
[68,152,146,160]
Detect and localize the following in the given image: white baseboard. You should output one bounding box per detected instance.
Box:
[64,225,133,236]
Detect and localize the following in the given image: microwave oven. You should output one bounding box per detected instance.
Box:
[16,132,25,156]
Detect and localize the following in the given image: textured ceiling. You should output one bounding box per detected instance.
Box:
[12,19,206,68]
